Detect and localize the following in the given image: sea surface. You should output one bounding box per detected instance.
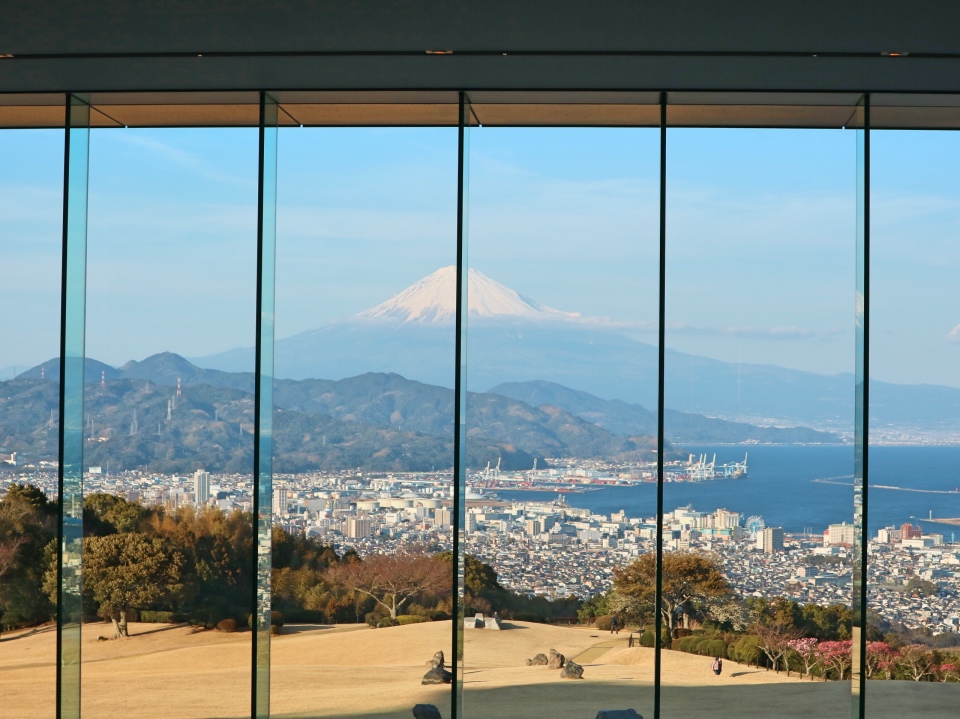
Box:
[500,445,960,538]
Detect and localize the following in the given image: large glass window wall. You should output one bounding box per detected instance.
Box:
[81,124,260,719]
[2,91,960,719]
[0,126,63,719]
[663,126,857,717]
[270,123,458,719]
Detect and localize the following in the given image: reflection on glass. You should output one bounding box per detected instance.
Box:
[270,126,457,718]
[453,92,471,719]
[865,128,960,716]
[0,124,65,719]
[663,127,856,718]
[852,101,868,716]
[253,93,278,719]
[464,125,659,718]
[81,127,258,719]
[61,97,91,719]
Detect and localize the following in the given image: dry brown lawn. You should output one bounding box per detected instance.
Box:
[1,620,959,719]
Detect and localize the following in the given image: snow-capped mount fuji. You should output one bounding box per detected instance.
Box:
[194,266,930,428]
[356,266,581,324]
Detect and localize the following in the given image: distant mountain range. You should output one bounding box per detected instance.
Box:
[3,352,838,473]
[188,266,960,432]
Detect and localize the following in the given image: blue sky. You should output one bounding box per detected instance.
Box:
[1,125,957,389]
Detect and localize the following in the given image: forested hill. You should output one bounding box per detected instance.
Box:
[2,353,837,474]
[0,373,665,474]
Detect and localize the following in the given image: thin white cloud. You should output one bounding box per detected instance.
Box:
[948,324,960,342]
[110,134,255,189]
[517,314,844,341]
[663,322,846,340]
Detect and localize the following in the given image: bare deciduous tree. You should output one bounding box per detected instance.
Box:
[324,552,451,620]
[753,619,803,674]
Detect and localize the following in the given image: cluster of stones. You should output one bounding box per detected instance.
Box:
[413,704,643,719]
[421,650,452,685]
[410,704,640,718]
[525,648,583,679]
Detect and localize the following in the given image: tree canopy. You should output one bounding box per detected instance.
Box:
[83,532,187,637]
[612,552,730,636]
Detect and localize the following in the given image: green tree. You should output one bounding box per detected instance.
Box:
[84,493,150,536]
[612,552,730,637]
[84,533,187,638]
[577,591,612,623]
[0,484,56,629]
[905,577,938,598]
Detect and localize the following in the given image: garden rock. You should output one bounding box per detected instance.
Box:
[413,704,443,719]
[560,660,584,679]
[421,667,453,685]
[548,648,565,669]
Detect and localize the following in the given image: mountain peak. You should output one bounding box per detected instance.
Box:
[356,266,580,324]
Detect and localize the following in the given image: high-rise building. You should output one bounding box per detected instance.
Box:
[757,526,785,553]
[714,508,740,529]
[824,522,856,547]
[346,517,372,539]
[193,469,210,505]
[900,522,922,539]
[272,483,288,516]
[435,507,453,527]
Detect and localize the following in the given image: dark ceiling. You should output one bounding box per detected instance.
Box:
[1,1,959,93]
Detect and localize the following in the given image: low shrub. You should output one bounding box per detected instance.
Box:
[397,614,428,625]
[703,639,727,658]
[365,611,399,628]
[246,611,286,630]
[140,611,174,624]
[595,615,613,631]
[640,631,655,647]
[217,618,238,633]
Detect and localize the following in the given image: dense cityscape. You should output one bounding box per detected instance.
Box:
[4,454,959,637]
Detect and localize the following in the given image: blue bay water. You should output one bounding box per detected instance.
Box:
[500,445,960,537]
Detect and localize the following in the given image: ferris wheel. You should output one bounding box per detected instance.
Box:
[746,515,765,535]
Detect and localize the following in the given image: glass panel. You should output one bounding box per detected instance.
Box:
[852,99,868,718]
[0,123,66,719]
[663,126,857,717]
[865,126,960,716]
[254,93,278,719]
[81,126,259,719]
[268,124,458,718]
[60,96,91,719]
[453,91,471,719]
[463,123,660,718]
